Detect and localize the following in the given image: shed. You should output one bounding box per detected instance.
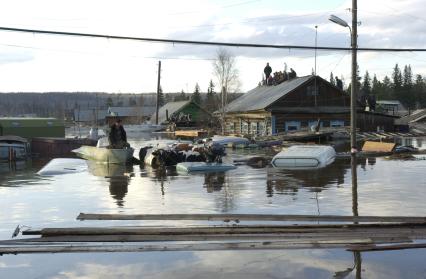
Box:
[0,118,65,138]
[153,100,212,127]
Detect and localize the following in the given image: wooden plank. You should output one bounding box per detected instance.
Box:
[2,235,411,244]
[362,141,396,152]
[0,241,370,255]
[76,213,426,223]
[348,243,426,252]
[174,130,208,138]
[32,223,426,237]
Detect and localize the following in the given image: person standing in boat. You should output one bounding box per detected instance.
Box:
[108,119,129,149]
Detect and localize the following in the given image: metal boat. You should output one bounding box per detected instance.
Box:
[72,145,134,164]
[271,145,336,169]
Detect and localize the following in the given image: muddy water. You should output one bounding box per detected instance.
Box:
[0,133,426,278]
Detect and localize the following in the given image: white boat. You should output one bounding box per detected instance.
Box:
[72,145,134,164]
[37,158,87,176]
[271,145,336,169]
[0,136,30,161]
[176,162,237,173]
[209,135,250,146]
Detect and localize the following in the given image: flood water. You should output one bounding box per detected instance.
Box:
[1,131,426,279]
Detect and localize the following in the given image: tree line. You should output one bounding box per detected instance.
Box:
[331,64,426,110]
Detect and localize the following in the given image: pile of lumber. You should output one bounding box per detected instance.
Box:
[1,214,426,255]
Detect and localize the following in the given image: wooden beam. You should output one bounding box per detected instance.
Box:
[23,223,426,237]
[76,213,426,223]
[0,240,372,255]
[348,243,426,252]
[1,234,411,244]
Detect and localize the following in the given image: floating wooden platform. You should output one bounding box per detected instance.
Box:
[2,214,426,255]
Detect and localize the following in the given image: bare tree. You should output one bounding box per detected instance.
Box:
[213,48,240,134]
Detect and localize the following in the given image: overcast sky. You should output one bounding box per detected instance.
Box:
[0,0,425,93]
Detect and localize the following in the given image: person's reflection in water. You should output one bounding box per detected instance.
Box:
[109,176,129,207]
[203,172,226,193]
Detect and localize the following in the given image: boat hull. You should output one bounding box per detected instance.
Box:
[73,145,134,164]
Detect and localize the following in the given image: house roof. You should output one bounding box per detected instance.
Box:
[395,109,426,125]
[152,101,191,124]
[225,75,314,113]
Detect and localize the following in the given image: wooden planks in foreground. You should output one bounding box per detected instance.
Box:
[2,214,426,255]
[76,213,426,223]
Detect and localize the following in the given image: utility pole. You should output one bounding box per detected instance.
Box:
[351,0,358,154]
[155,60,161,125]
[314,25,318,107]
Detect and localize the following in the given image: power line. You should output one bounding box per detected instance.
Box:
[1,26,426,52]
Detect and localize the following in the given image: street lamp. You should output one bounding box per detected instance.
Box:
[329,11,358,155]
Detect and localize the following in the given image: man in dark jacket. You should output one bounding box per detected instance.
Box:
[108,119,129,149]
[264,63,272,82]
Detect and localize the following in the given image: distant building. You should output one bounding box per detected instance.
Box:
[222,75,396,135]
[73,106,156,125]
[152,100,212,127]
[376,100,408,116]
[73,109,108,124]
[106,106,156,125]
[0,117,65,138]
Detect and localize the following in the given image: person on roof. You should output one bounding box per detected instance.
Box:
[264,63,272,81]
[289,68,297,79]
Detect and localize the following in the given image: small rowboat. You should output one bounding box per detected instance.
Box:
[271,145,336,169]
[72,145,134,164]
[176,162,237,173]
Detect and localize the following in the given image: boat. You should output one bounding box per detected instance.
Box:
[0,136,30,161]
[37,158,87,176]
[209,135,250,146]
[176,162,237,173]
[271,145,336,169]
[72,145,134,164]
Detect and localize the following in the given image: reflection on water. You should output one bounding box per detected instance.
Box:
[87,162,134,207]
[1,136,426,278]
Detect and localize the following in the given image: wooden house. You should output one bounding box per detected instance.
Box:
[153,100,212,127]
[223,75,395,135]
[223,75,350,135]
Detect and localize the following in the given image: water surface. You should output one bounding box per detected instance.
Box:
[1,133,425,278]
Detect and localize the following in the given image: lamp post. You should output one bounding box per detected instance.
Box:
[329,2,358,155]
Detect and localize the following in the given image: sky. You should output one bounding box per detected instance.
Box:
[0,0,425,93]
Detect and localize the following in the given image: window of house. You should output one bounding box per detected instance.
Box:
[330,120,345,127]
[226,122,235,133]
[258,122,265,135]
[241,121,249,134]
[250,122,258,135]
[285,121,301,132]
